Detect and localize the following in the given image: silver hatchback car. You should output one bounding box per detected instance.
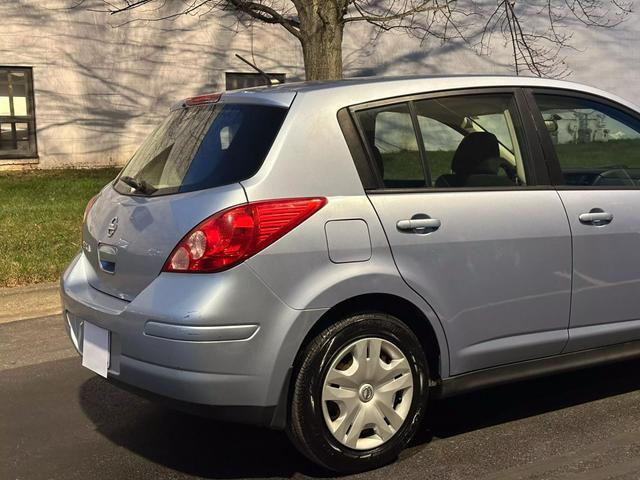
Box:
[61,75,640,472]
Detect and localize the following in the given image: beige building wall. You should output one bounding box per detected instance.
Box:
[1,0,639,169]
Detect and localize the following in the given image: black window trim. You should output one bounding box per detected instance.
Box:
[339,86,551,194]
[337,108,381,189]
[408,100,433,187]
[0,66,38,161]
[525,87,640,190]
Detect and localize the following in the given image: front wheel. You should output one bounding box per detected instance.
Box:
[287,313,429,473]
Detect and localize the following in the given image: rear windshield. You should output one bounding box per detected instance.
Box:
[114,103,287,196]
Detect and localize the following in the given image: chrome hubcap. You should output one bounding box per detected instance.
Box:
[321,337,414,451]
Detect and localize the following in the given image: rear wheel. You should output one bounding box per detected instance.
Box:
[287,313,429,473]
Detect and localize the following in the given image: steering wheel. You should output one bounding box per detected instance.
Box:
[593,168,634,186]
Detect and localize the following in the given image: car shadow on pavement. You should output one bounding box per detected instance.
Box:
[78,358,640,479]
[418,358,640,443]
[78,377,329,479]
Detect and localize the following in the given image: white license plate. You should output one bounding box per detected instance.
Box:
[82,322,110,378]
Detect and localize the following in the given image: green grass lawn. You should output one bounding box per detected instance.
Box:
[0,168,120,288]
[555,139,640,169]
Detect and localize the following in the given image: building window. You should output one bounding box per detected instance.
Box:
[225,72,286,91]
[0,67,37,160]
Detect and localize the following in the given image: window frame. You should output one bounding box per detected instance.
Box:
[525,87,640,190]
[0,66,38,161]
[340,87,549,194]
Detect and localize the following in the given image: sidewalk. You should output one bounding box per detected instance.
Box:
[0,282,61,324]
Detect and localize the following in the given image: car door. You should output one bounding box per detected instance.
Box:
[352,89,572,375]
[529,90,640,352]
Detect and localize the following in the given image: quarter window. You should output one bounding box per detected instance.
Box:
[535,94,640,186]
[355,103,427,188]
[0,67,37,159]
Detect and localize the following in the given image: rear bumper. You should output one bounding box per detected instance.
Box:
[61,253,325,426]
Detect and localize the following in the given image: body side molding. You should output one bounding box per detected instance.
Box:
[435,340,640,398]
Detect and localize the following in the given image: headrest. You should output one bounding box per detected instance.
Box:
[452,132,500,177]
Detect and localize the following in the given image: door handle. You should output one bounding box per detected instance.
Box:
[396,218,442,232]
[579,211,613,225]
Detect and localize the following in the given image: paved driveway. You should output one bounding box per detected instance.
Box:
[2,315,640,479]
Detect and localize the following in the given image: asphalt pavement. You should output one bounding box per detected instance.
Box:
[2,315,640,480]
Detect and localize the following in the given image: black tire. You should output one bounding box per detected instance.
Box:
[287,312,429,473]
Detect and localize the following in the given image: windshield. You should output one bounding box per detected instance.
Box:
[114,103,288,196]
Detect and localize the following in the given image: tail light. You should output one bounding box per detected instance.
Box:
[163,197,327,273]
[83,194,98,223]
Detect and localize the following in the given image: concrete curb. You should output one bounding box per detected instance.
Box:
[0,282,61,324]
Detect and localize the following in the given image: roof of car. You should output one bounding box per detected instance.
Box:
[197,75,639,112]
[240,74,590,93]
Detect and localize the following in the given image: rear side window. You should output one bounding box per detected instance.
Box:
[115,103,287,196]
[414,94,526,188]
[353,93,527,189]
[534,94,640,186]
[416,116,463,183]
[355,103,427,188]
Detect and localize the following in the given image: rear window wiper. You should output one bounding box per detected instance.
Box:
[119,175,157,195]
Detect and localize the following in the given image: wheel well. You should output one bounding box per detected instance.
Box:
[296,293,442,381]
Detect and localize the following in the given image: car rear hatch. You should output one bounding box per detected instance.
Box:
[82,92,293,301]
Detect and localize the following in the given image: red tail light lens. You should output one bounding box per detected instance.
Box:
[163,197,327,273]
[83,194,98,223]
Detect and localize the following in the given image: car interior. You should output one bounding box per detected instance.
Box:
[357,95,527,189]
[536,94,640,187]
[432,131,516,188]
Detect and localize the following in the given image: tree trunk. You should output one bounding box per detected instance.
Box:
[299,26,344,81]
[294,1,346,81]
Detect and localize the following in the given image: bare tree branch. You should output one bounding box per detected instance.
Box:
[106,0,156,14]
[343,1,447,23]
[227,0,301,39]
[83,0,634,80]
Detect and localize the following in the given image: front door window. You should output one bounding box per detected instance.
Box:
[535,94,640,186]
